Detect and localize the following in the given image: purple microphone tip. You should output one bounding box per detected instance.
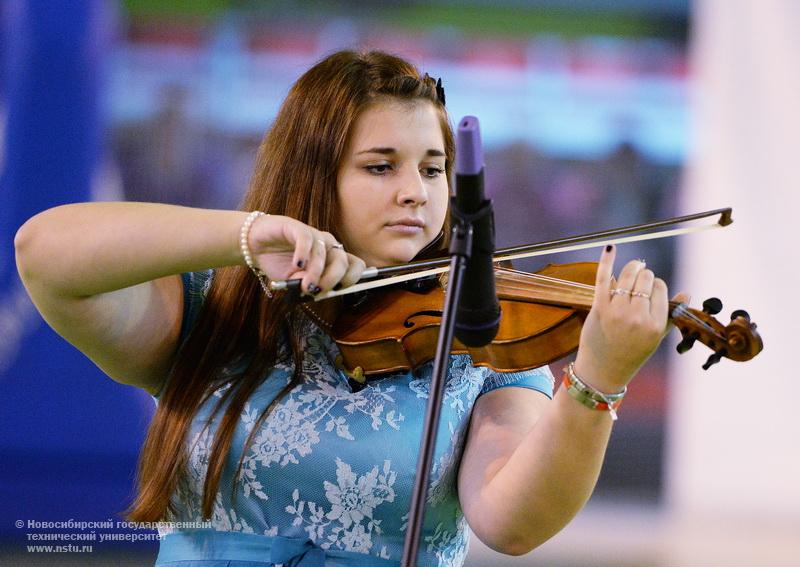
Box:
[456,116,483,176]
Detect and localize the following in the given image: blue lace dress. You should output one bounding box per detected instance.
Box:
[154,271,554,566]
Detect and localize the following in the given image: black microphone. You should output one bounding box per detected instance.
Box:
[453,116,501,347]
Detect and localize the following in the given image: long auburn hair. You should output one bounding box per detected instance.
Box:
[127,50,455,522]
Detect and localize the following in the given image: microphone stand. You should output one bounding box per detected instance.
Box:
[401,207,473,567]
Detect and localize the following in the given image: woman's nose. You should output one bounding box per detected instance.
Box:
[396,169,428,206]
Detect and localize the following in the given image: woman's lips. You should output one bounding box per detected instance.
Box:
[385,223,424,234]
[385,218,425,234]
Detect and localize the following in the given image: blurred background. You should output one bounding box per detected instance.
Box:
[1,1,797,565]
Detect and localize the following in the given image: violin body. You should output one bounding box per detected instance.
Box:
[329,263,597,376]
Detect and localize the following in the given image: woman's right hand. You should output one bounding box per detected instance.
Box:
[247,214,367,296]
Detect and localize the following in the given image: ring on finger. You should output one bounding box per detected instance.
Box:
[329,242,344,251]
[610,288,631,297]
[631,291,651,299]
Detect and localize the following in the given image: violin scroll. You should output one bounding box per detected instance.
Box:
[670,298,763,370]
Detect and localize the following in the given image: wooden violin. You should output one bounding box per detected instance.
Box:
[302,262,763,379]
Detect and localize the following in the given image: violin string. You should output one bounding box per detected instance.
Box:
[496,283,595,307]
[499,278,729,345]
[671,305,724,338]
[497,275,594,295]
[498,268,596,293]
[497,277,591,292]
[500,269,727,340]
[495,268,596,302]
[497,279,594,300]
[497,284,594,306]
[497,266,595,286]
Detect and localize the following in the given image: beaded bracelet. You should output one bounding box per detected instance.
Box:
[562,362,626,421]
[239,210,273,298]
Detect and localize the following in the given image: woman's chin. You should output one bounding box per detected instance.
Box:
[370,250,418,268]
[360,237,436,267]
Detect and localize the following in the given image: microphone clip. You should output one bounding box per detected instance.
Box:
[448,196,496,257]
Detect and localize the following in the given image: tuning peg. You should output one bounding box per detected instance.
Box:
[730,309,750,322]
[702,349,727,370]
[702,297,723,315]
[676,332,698,354]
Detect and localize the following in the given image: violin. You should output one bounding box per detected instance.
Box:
[302,262,763,379]
[273,207,764,379]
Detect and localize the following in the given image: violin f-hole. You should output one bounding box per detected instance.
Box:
[404,310,443,328]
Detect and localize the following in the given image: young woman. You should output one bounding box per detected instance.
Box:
[15,50,679,566]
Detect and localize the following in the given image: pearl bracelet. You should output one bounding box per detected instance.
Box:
[562,362,626,421]
[239,210,273,298]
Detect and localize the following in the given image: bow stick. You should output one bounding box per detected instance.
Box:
[269,207,732,301]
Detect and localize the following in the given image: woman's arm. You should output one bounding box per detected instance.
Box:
[15,203,250,299]
[14,203,250,394]
[14,202,364,394]
[459,245,682,555]
[458,384,612,555]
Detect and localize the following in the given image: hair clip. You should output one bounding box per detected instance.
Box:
[435,77,446,106]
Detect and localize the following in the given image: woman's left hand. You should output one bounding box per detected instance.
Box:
[573,245,689,393]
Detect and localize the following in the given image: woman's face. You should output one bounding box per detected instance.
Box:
[336,99,449,268]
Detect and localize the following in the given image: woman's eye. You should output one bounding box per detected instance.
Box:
[422,167,444,178]
[365,164,391,175]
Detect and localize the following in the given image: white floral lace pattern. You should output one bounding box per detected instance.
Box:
[286,458,396,555]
